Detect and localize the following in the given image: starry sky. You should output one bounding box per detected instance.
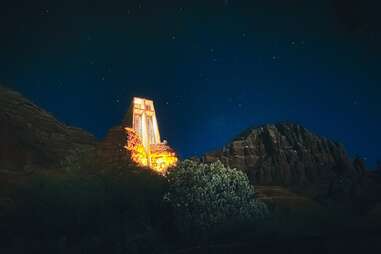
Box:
[1,0,380,168]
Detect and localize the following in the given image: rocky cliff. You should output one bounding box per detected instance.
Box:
[202,123,366,197]
[96,125,134,169]
[0,86,96,172]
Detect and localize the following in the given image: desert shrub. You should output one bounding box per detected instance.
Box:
[164,160,269,240]
[2,165,167,254]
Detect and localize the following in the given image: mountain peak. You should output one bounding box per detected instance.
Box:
[0,85,96,172]
[203,122,365,198]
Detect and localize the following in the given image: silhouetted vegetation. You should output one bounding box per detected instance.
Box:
[0,158,380,254]
[1,165,168,254]
[1,159,270,253]
[164,160,269,241]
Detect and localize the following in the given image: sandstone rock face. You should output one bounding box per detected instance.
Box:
[202,123,365,197]
[0,86,96,172]
[96,125,135,169]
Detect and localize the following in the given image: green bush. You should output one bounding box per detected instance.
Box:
[164,160,269,240]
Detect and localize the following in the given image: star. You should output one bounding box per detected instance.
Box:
[272,55,280,60]
[41,9,49,15]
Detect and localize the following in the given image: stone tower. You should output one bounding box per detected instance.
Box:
[98,97,177,173]
[130,97,161,156]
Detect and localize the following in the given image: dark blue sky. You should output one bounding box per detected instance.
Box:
[1,1,380,168]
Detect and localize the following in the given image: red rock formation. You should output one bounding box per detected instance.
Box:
[202,122,365,197]
[96,126,135,169]
[0,85,96,172]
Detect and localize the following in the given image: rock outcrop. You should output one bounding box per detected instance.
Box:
[0,86,96,172]
[202,122,365,197]
[96,125,134,169]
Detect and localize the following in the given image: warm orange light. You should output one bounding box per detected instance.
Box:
[124,127,177,173]
[124,127,148,167]
[123,97,178,173]
[150,144,178,173]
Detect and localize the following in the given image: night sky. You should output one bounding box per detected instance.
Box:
[1,1,380,168]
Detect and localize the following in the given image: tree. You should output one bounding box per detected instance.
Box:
[163,160,269,239]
